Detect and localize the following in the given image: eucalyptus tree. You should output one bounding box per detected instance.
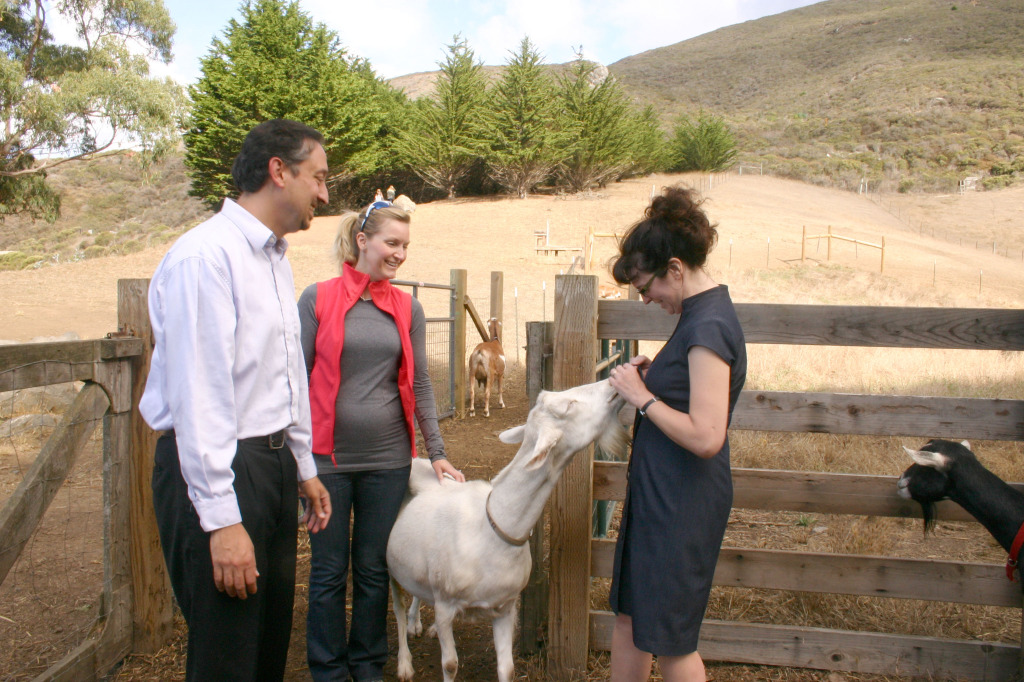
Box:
[0,0,183,220]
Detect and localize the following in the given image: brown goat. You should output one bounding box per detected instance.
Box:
[468,318,505,418]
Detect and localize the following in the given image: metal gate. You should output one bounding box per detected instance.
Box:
[392,279,455,419]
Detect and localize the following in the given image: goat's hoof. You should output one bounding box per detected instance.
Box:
[427,623,438,638]
[397,657,415,681]
[410,621,423,637]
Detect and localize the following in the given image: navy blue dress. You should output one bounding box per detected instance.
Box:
[609,285,746,656]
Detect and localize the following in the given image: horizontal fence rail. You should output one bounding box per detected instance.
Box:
[597,301,1024,350]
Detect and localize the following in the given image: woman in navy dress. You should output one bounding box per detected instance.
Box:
[607,186,746,682]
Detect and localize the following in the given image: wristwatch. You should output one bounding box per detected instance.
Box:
[638,397,660,417]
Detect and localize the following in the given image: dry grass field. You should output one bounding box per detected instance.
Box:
[2,172,1023,680]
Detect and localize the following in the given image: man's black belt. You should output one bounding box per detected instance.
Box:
[241,430,286,450]
[165,429,287,450]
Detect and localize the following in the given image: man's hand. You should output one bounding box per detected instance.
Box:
[210,523,257,599]
[432,458,465,484]
[299,476,332,534]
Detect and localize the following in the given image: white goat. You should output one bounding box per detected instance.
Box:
[467,317,505,417]
[386,379,629,682]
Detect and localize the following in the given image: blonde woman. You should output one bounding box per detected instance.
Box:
[298,200,464,682]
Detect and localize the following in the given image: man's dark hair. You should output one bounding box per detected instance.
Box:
[231,119,326,193]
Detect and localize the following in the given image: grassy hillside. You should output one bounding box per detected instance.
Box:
[390,0,1024,194]
[0,151,209,270]
[609,0,1024,192]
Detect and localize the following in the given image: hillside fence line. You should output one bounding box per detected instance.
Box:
[528,274,1024,681]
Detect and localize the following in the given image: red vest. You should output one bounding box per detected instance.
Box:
[308,263,417,459]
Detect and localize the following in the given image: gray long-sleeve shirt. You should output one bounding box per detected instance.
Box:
[298,284,447,475]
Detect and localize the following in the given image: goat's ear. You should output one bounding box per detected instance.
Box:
[903,446,951,470]
[960,440,972,452]
[525,430,560,470]
[499,425,526,444]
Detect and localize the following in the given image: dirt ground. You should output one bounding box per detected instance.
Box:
[2,173,1024,680]
[3,173,1024,343]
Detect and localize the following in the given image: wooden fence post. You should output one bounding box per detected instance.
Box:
[827,225,833,261]
[452,269,468,419]
[520,321,554,657]
[117,279,174,653]
[801,225,806,262]
[490,271,503,325]
[547,275,598,680]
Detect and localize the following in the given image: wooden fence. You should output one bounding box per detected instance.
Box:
[0,333,145,681]
[539,274,1024,680]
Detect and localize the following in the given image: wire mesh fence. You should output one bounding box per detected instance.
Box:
[0,381,106,680]
[393,279,456,420]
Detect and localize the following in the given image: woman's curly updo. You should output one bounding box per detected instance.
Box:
[612,186,718,285]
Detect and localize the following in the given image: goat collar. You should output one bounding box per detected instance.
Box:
[485,491,532,546]
[1006,521,1024,581]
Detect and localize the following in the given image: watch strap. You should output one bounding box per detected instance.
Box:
[639,397,659,416]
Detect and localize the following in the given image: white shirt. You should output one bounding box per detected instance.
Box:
[140,198,317,532]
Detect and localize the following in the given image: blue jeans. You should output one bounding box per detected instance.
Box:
[306,466,410,682]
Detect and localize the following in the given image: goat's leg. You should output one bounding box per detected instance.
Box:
[492,603,517,682]
[391,579,415,681]
[483,372,492,417]
[408,595,423,637]
[433,601,460,682]
[468,369,476,417]
[496,370,505,409]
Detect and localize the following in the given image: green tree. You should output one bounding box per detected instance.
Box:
[554,53,635,192]
[622,105,669,178]
[184,0,388,208]
[669,110,738,173]
[0,0,183,220]
[484,37,564,198]
[393,34,489,199]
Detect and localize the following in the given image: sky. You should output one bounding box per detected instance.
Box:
[150,0,824,84]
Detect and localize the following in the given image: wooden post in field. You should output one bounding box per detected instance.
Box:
[452,269,468,419]
[827,225,833,262]
[548,275,598,680]
[801,226,806,263]
[520,321,554,656]
[117,278,174,653]
[880,236,886,273]
[490,271,503,327]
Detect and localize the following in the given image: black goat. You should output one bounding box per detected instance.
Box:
[898,439,1024,566]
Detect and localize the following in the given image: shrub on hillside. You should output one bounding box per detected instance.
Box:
[669,110,738,173]
[0,252,43,271]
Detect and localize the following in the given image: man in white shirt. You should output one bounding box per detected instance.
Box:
[141,119,333,681]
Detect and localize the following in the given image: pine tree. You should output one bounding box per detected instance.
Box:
[484,38,564,198]
[554,53,635,192]
[393,34,489,199]
[183,0,388,208]
[623,105,669,179]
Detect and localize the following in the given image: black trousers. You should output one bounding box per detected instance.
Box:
[152,432,298,682]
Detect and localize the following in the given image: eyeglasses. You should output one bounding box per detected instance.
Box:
[359,200,391,232]
[636,268,666,297]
